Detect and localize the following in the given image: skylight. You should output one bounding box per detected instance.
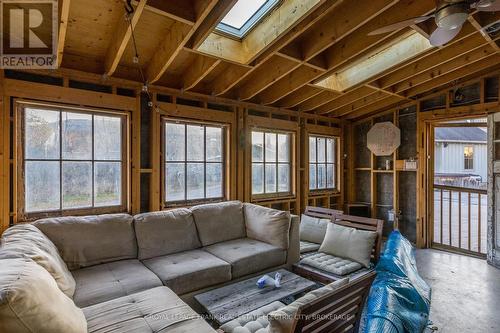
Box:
[315,31,433,92]
[217,0,280,39]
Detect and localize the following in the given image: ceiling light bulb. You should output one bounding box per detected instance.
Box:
[437,11,468,29]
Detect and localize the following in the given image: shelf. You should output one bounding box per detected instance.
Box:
[373,170,393,173]
[354,167,371,171]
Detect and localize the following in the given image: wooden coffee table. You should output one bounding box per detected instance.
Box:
[194,269,316,325]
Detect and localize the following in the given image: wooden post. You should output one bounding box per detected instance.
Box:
[0,70,8,232]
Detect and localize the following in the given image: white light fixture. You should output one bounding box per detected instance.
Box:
[435,2,469,30]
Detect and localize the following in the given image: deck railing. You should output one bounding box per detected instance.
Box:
[433,184,487,256]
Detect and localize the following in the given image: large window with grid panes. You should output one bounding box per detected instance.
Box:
[251,130,292,197]
[163,120,226,205]
[309,135,337,191]
[18,104,127,219]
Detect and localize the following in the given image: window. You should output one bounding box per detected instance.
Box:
[464,146,474,170]
[216,0,280,39]
[309,136,337,190]
[251,130,291,196]
[164,121,225,204]
[21,105,126,216]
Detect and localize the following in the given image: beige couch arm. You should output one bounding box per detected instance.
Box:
[286,214,300,267]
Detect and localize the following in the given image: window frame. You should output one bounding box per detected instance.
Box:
[464,145,474,170]
[161,118,228,207]
[251,128,294,199]
[215,0,281,40]
[16,102,129,221]
[308,134,339,193]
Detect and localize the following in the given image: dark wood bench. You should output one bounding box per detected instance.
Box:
[294,214,383,284]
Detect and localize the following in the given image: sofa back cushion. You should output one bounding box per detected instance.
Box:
[191,201,246,246]
[244,203,291,249]
[319,223,377,268]
[134,209,201,260]
[0,224,75,298]
[34,214,137,270]
[0,258,87,333]
[300,214,329,244]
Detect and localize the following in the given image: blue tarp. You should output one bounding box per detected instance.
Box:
[361,230,431,333]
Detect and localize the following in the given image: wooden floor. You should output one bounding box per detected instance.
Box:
[416,249,500,333]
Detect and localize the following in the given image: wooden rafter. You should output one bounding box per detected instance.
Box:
[275,85,324,108]
[331,91,392,117]
[315,86,378,114]
[468,12,500,52]
[182,56,220,91]
[146,0,218,83]
[297,90,340,111]
[104,0,147,76]
[56,0,71,67]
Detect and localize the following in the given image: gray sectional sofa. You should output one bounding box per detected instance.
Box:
[0,201,300,333]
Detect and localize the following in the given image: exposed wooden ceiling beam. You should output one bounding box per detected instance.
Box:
[372,32,485,89]
[188,0,238,50]
[210,64,252,96]
[183,56,220,91]
[391,44,497,94]
[147,0,218,83]
[468,12,500,52]
[235,56,300,101]
[145,0,196,25]
[56,0,71,67]
[331,91,392,117]
[320,0,436,71]
[344,96,404,120]
[297,0,398,61]
[104,0,147,76]
[297,90,340,111]
[274,85,324,108]
[254,65,324,105]
[315,85,378,114]
[403,53,500,97]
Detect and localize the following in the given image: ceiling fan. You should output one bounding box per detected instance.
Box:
[368,0,500,46]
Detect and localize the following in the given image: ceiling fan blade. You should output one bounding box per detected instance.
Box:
[475,0,500,11]
[368,15,434,36]
[429,26,462,46]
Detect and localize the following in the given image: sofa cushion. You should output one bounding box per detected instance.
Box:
[34,213,137,270]
[134,209,201,260]
[219,301,285,333]
[83,286,216,333]
[142,249,231,295]
[203,238,286,278]
[0,258,87,333]
[300,214,329,244]
[268,278,349,333]
[72,259,162,307]
[299,240,321,254]
[319,223,377,268]
[0,223,75,297]
[300,252,363,276]
[191,201,246,246]
[244,203,291,250]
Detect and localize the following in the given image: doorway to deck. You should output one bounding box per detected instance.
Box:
[430,118,487,257]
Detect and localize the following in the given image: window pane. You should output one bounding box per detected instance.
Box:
[187,163,204,199]
[25,108,60,159]
[25,161,60,212]
[278,134,289,162]
[252,131,264,162]
[309,137,316,163]
[327,164,335,189]
[165,123,185,161]
[318,164,326,189]
[166,163,185,201]
[206,127,222,162]
[94,162,121,207]
[309,164,317,190]
[278,164,290,192]
[206,163,223,198]
[252,163,264,194]
[62,112,92,160]
[317,138,326,162]
[187,125,204,161]
[62,162,92,209]
[327,138,335,163]
[95,115,121,160]
[265,133,276,162]
[265,164,277,193]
